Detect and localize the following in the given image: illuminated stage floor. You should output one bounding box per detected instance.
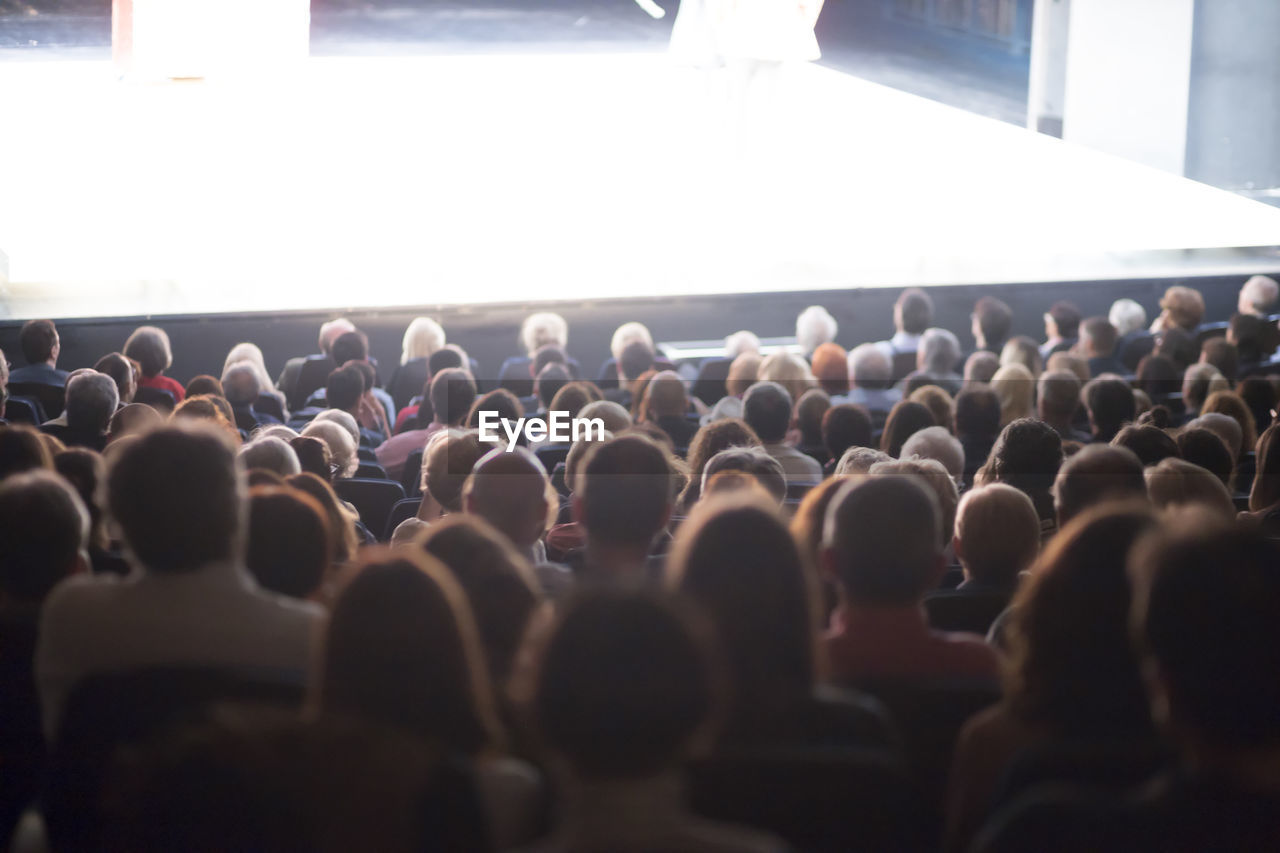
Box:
[1,51,1279,321]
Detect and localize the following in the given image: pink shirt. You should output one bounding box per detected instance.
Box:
[374,423,442,482]
[824,603,1000,684]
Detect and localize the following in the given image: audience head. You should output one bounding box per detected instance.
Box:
[909,384,954,433]
[1200,338,1238,382]
[1006,506,1158,735]
[822,476,943,606]
[1044,301,1082,341]
[1131,521,1280,750]
[520,312,568,357]
[847,343,892,390]
[700,446,786,505]
[1155,326,1199,372]
[796,306,838,356]
[239,436,301,478]
[991,363,1035,426]
[535,588,718,779]
[617,338,656,383]
[246,486,330,599]
[609,322,653,367]
[330,330,370,369]
[680,419,760,504]
[221,362,261,408]
[576,435,675,551]
[894,288,933,335]
[419,429,485,512]
[317,318,356,356]
[284,472,359,563]
[1078,316,1118,360]
[900,425,964,481]
[94,352,138,404]
[1200,390,1257,460]
[1110,424,1179,468]
[1187,412,1243,463]
[184,375,224,401]
[725,352,761,397]
[741,381,793,444]
[794,388,830,446]
[954,484,1039,587]
[1228,313,1280,364]
[401,317,446,364]
[428,345,466,377]
[917,327,961,374]
[325,364,365,414]
[835,446,891,475]
[429,368,477,428]
[810,342,849,395]
[1036,370,1081,424]
[463,448,553,552]
[1000,336,1044,379]
[0,470,89,602]
[19,318,60,366]
[1175,427,1234,488]
[668,495,818,732]
[1156,285,1206,332]
[1249,423,1280,513]
[289,435,332,480]
[417,514,541,685]
[1144,458,1234,519]
[880,400,934,458]
[640,370,688,421]
[1083,376,1136,442]
[979,418,1063,516]
[64,371,119,434]
[108,402,163,442]
[301,419,357,479]
[1046,350,1089,383]
[870,456,959,545]
[821,404,872,463]
[1238,274,1279,317]
[1109,298,1148,337]
[757,351,816,395]
[964,350,1000,385]
[577,399,631,434]
[123,325,174,378]
[107,422,242,573]
[954,386,1002,441]
[1053,444,1147,528]
[723,330,761,359]
[972,296,1013,351]
[1181,362,1227,414]
[321,548,500,755]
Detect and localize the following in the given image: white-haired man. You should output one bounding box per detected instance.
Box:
[275,317,357,411]
[796,306,838,359]
[595,322,675,390]
[1239,274,1279,317]
[498,312,581,396]
[837,343,901,417]
[1109,298,1154,372]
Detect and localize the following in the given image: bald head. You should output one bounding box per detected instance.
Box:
[464,448,552,551]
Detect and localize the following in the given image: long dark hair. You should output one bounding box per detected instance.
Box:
[1004,505,1157,738]
[667,495,821,740]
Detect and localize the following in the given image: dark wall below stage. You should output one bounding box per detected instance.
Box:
[0,273,1251,391]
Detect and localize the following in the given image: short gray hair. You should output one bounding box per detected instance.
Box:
[796,306,838,354]
[221,361,261,407]
[1108,298,1147,337]
[701,447,786,504]
[847,344,891,387]
[610,322,654,363]
[835,446,890,475]
[724,330,761,358]
[1240,275,1279,316]
[918,328,961,373]
[66,372,119,433]
[238,436,301,477]
[900,426,964,481]
[520,312,568,355]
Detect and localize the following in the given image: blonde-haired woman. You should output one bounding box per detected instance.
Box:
[223,341,288,421]
[389,317,447,411]
[991,363,1035,426]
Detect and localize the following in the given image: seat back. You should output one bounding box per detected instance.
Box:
[990,738,1173,816]
[849,677,1001,808]
[334,478,406,541]
[384,497,423,540]
[133,385,176,414]
[43,665,305,852]
[689,746,933,852]
[8,382,65,420]
[401,447,425,497]
[923,589,1012,636]
[291,355,335,411]
[3,395,46,425]
[534,443,571,474]
[891,350,918,382]
[355,461,389,481]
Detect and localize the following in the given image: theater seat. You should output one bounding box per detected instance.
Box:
[354,461,389,481]
[43,665,305,852]
[848,677,1002,807]
[988,738,1173,817]
[7,382,65,420]
[401,447,424,497]
[534,443,571,473]
[924,589,1013,636]
[133,385,176,413]
[334,478,405,541]
[3,396,46,425]
[689,746,933,852]
[383,497,423,540]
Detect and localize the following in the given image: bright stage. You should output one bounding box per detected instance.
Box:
[1,51,1279,321]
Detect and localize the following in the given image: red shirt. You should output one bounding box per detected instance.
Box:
[824,603,1000,683]
[138,373,186,403]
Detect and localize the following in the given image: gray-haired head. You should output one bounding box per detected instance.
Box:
[918,328,961,373]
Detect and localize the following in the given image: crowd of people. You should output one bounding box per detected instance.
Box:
[1,275,1279,851]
